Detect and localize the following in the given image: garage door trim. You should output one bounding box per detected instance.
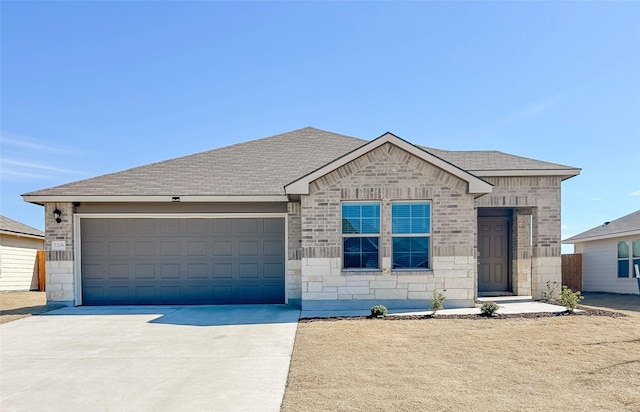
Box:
[73,213,289,305]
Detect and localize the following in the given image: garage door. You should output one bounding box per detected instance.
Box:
[80,218,285,305]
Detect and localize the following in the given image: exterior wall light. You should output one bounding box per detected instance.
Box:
[53,208,62,223]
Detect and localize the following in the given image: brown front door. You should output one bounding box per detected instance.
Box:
[478,216,510,292]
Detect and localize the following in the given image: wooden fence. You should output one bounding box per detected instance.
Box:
[561,253,582,291]
[36,250,46,291]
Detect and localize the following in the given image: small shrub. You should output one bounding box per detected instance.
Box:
[431,289,447,314]
[560,286,584,312]
[370,305,388,317]
[542,280,558,301]
[480,301,500,317]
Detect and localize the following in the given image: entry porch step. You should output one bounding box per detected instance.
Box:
[477,295,533,304]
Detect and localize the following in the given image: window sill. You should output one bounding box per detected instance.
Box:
[392,268,433,273]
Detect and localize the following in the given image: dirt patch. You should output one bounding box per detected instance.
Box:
[283,309,640,411]
[0,291,62,324]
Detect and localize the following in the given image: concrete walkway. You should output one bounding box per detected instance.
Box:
[0,305,300,412]
[301,297,572,318]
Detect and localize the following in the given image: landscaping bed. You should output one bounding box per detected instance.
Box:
[300,306,626,322]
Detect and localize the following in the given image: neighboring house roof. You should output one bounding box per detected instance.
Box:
[0,215,45,239]
[563,210,640,244]
[22,127,580,204]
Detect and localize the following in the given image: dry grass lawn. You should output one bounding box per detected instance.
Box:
[282,310,640,411]
[0,291,60,324]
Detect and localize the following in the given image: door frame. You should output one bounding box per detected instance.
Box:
[477,208,513,294]
[73,213,289,306]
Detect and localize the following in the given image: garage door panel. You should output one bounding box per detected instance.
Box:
[264,263,284,278]
[108,264,130,279]
[160,219,181,233]
[212,263,233,278]
[135,286,156,301]
[239,263,258,278]
[187,241,207,256]
[135,241,155,256]
[212,241,232,256]
[160,264,181,279]
[263,240,283,256]
[135,219,155,233]
[135,264,156,279]
[108,241,129,257]
[238,241,258,256]
[187,263,208,279]
[81,218,285,305]
[161,241,181,256]
[238,219,258,234]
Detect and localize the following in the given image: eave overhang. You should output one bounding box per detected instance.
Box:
[22,195,289,206]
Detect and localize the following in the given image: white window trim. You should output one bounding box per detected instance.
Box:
[391,201,432,271]
[341,201,381,271]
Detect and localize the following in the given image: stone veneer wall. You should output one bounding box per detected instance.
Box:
[300,143,477,310]
[287,202,302,306]
[44,202,76,306]
[475,176,562,299]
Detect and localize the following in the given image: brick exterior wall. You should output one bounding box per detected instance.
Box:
[300,143,477,310]
[44,202,76,305]
[475,176,563,299]
[287,202,302,305]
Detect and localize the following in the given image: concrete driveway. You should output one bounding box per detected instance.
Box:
[0,305,300,412]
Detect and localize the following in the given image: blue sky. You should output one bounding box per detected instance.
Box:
[1,1,639,251]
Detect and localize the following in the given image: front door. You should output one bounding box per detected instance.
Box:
[478,216,510,292]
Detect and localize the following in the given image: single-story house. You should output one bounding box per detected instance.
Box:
[563,210,640,295]
[0,215,45,291]
[22,127,580,310]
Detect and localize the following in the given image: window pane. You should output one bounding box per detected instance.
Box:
[618,241,629,258]
[393,237,429,269]
[618,260,629,278]
[342,203,379,235]
[633,259,640,278]
[633,240,640,258]
[392,202,430,234]
[343,237,379,269]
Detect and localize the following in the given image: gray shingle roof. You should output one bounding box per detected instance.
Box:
[23,127,578,199]
[0,215,45,238]
[563,210,640,243]
[421,146,576,171]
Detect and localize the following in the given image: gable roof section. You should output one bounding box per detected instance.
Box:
[0,215,45,239]
[563,210,640,244]
[421,146,580,179]
[22,127,580,204]
[285,132,493,195]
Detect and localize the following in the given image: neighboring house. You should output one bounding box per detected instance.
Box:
[563,210,640,295]
[22,127,580,309]
[0,215,45,291]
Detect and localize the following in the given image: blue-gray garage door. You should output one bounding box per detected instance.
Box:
[80,218,285,305]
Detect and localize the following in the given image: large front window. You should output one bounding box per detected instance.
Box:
[619,239,640,278]
[342,202,380,269]
[392,202,430,269]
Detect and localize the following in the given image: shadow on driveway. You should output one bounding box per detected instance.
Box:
[44,304,301,326]
[581,292,639,313]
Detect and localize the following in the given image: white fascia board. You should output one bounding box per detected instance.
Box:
[472,169,582,178]
[22,195,289,204]
[0,230,45,240]
[285,133,493,195]
[562,230,640,244]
